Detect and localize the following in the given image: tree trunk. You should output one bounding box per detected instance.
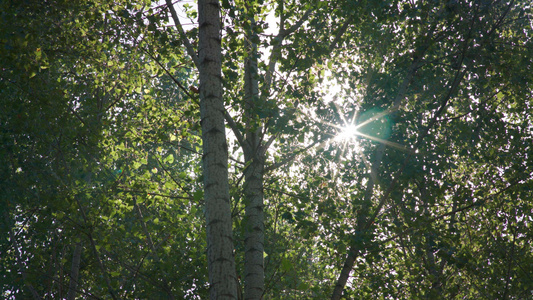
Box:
[198,0,238,298]
[330,46,425,299]
[242,16,265,298]
[243,152,265,299]
[67,242,83,300]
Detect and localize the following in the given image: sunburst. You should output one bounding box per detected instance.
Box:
[336,123,360,143]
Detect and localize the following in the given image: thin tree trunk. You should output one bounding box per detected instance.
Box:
[198,0,238,298]
[331,144,385,300]
[67,242,83,300]
[243,153,265,299]
[330,47,426,300]
[242,12,265,298]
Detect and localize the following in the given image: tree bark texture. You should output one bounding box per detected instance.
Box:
[67,242,83,300]
[242,20,265,299]
[243,153,265,300]
[198,0,238,298]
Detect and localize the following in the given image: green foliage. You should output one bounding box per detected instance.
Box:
[1,0,533,299]
[1,0,206,298]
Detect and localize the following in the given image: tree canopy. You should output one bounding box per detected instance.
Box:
[1,0,532,299]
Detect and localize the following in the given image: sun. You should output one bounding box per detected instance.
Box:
[334,111,412,154]
[336,123,360,142]
[333,121,364,158]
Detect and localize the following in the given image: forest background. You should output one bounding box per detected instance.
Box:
[1,0,533,299]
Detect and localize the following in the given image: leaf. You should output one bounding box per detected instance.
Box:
[35,48,41,60]
[281,258,292,272]
[164,154,174,164]
[193,190,203,202]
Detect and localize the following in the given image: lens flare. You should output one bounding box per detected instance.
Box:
[337,124,360,142]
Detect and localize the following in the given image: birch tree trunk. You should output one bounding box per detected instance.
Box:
[198,0,238,298]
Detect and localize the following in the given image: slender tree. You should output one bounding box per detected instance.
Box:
[2,0,533,299]
[198,0,238,298]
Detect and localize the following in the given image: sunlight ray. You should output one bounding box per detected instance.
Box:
[355,132,414,153]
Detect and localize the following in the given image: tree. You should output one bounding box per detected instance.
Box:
[1,0,208,298]
[197,0,238,298]
[1,0,532,299]
[323,1,533,298]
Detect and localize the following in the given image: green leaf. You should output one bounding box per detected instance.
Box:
[164,154,174,164]
[193,190,203,202]
[281,258,292,272]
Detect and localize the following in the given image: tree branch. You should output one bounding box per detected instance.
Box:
[328,16,352,52]
[330,34,429,300]
[76,197,118,300]
[142,47,197,101]
[133,199,175,299]
[165,0,200,69]
[262,8,313,99]
[378,177,526,246]
[366,67,467,232]
[224,110,248,152]
[259,133,278,158]
[265,135,329,172]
